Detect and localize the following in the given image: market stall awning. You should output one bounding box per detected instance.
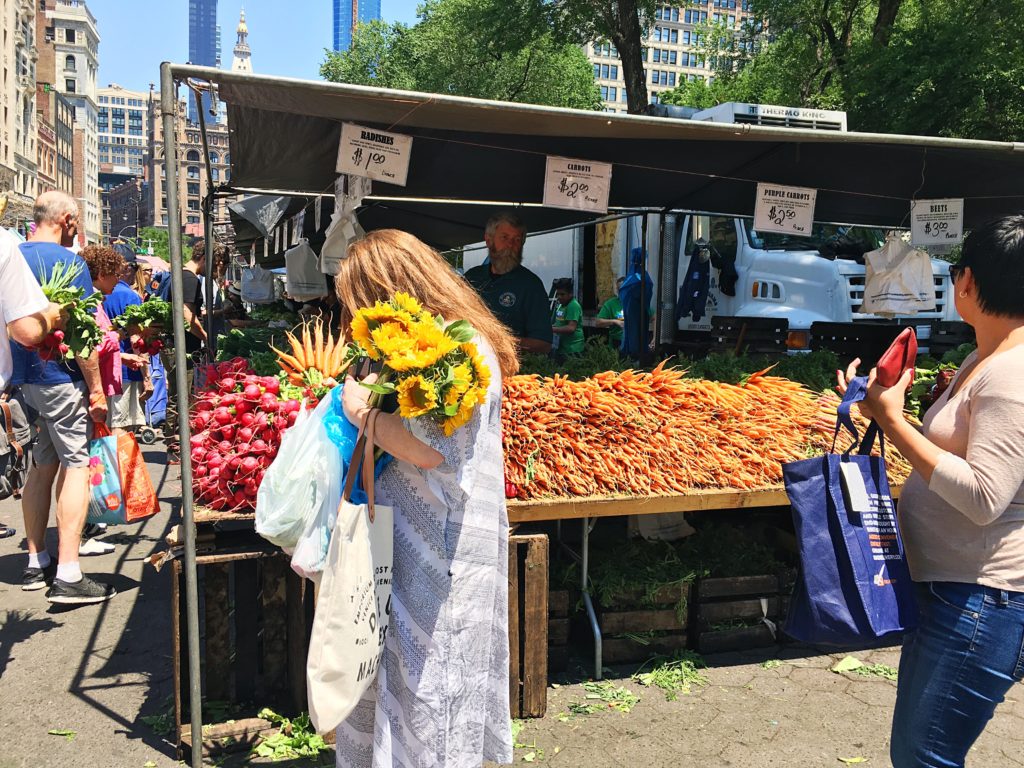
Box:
[173,66,1024,232]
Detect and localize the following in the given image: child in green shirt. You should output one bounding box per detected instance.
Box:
[551,278,585,355]
[595,276,626,348]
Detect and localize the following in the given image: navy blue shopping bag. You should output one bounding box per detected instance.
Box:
[782,376,917,645]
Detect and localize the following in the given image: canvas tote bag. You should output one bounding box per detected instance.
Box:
[782,376,917,645]
[307,409,394,734]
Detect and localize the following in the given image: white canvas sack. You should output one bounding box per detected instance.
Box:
[861,237,936,316]
[307,410,393,734]
[285,239,328,301]
[240,265,277,304]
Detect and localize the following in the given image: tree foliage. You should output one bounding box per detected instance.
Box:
[321,0,602,110]
[661,0,1024,141]
[548,0,658,114]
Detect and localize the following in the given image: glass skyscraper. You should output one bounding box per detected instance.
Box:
[188,0,220,123]
[333,0,382,52]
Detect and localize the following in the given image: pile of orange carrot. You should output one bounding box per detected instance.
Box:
[501,362,911,500]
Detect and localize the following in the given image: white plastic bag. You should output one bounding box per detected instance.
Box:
[290,434,344,580]
[861,238,936,316]
[255,396,335,550]
[285,239,328,301]
[307,411,393,733]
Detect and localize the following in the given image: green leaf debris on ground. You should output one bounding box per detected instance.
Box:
[47,728,76,741]
[831,655,897,681]
[251,708,328,762]
[838,757,869,764]
[632,652,709,701]
[761,659,783,670]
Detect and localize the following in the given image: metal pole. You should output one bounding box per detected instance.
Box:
[193,86,217,359]
[161,62,204,768]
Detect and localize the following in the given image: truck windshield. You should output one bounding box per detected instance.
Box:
[744,220,884,259]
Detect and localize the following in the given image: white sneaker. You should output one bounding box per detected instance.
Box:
[79,538,115,556]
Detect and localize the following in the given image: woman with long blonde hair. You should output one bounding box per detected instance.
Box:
[334,229,515,768]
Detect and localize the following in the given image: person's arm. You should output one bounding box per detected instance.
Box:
[342,373,444,469]
[554,301,582,335]
[552,320,579,335]
[518,336,552,354]
[78,350,108,422]
[594,303,623,329]
[182,301,208,343]
[8,303,66,346]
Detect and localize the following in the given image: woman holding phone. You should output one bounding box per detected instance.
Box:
[837,215,1024,767]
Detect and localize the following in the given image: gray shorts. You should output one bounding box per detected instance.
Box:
[21,381,93,468]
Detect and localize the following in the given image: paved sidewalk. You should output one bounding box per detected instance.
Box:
[2,449,1024,767]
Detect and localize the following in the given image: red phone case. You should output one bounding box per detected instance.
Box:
[876,327,917,387]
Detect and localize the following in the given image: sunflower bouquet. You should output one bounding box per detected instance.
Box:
[348,292,491,436]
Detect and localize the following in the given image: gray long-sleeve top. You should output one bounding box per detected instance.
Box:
[899,347,1024,591]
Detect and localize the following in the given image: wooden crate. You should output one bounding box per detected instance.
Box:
[171,549,315,758]
[694,573,793,654]
[508,534,549,718]
[548,589,570,673]
[599,582,691,664]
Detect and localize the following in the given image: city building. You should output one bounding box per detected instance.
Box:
[332,0,381,52]
[36,0,102,243]
[98,84,149,178]
[107,176,149,243]
[188,0,220,123]
[146,94,231,236]
[1,0,41,230]
[230,8,252,73]
[588,1,755,112]
[36,82,74,194]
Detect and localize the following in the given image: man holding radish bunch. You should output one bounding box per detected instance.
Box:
[14,191,116,605]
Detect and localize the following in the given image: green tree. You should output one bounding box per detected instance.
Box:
[659,0,1024,142]
[321,0,602,110]
[548,0,657,114]
[138,226,191,262]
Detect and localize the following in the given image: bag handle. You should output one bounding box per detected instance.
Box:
[93,420,112,439]
[341,408,382,522]
[0,391,22,461]
[831,375,886,458]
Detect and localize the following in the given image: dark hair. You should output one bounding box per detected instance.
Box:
[553,277,574,292]
[958,215,1024,318]
[190,237,227,263]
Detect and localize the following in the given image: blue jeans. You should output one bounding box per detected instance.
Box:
[891,581,1024,767]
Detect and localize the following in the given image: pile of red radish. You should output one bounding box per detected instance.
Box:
[131,334,165,357]
[189,357,306,512]
[35,329,70,362]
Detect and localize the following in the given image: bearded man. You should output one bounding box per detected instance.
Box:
[464,212,552,355]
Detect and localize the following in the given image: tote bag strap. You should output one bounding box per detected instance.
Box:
[341,408,382,521]
[831,375,868,453]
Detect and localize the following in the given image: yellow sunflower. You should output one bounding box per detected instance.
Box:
[351,303,417,356]
[396,375,439,419]
[385,320,459,372]
[461,342,491,391]
[442,400,476,436]
[391,291,424,317]
[370,322,416,360]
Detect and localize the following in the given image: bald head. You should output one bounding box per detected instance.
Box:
[31,190,80,247]
[33,190,79,226]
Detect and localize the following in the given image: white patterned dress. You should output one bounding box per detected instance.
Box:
[335,339,513,768]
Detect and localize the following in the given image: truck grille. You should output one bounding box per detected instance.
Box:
[847,275,947,317]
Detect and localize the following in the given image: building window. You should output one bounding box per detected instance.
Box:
[223,153,230,165]
[670,29,678,43]
[209,151,219,164]
[669,50,678,64]
[186,149,201,162]
[65,79,76,93]
[211,168,219,181]
[187,215,200,224]
[668,72,676,87]
[65,28,76,43]
[593,64,600,79]
[187,199,199,211]
[187,182,199,195]
[65,55,76,72]
[653,49,661,63]
[187,165,200,179]
[608,87,617,102]
[609,65,618,79]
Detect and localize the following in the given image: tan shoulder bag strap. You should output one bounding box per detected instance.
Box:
[341,408,382,521]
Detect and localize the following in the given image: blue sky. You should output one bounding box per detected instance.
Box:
[86,0,421,92]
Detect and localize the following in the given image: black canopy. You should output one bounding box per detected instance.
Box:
[179,66,1024,236]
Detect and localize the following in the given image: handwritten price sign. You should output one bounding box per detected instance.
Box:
[336,122,413,187]
[543,156,612,214]
[753,183,818,236]
[911,198,963,246]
